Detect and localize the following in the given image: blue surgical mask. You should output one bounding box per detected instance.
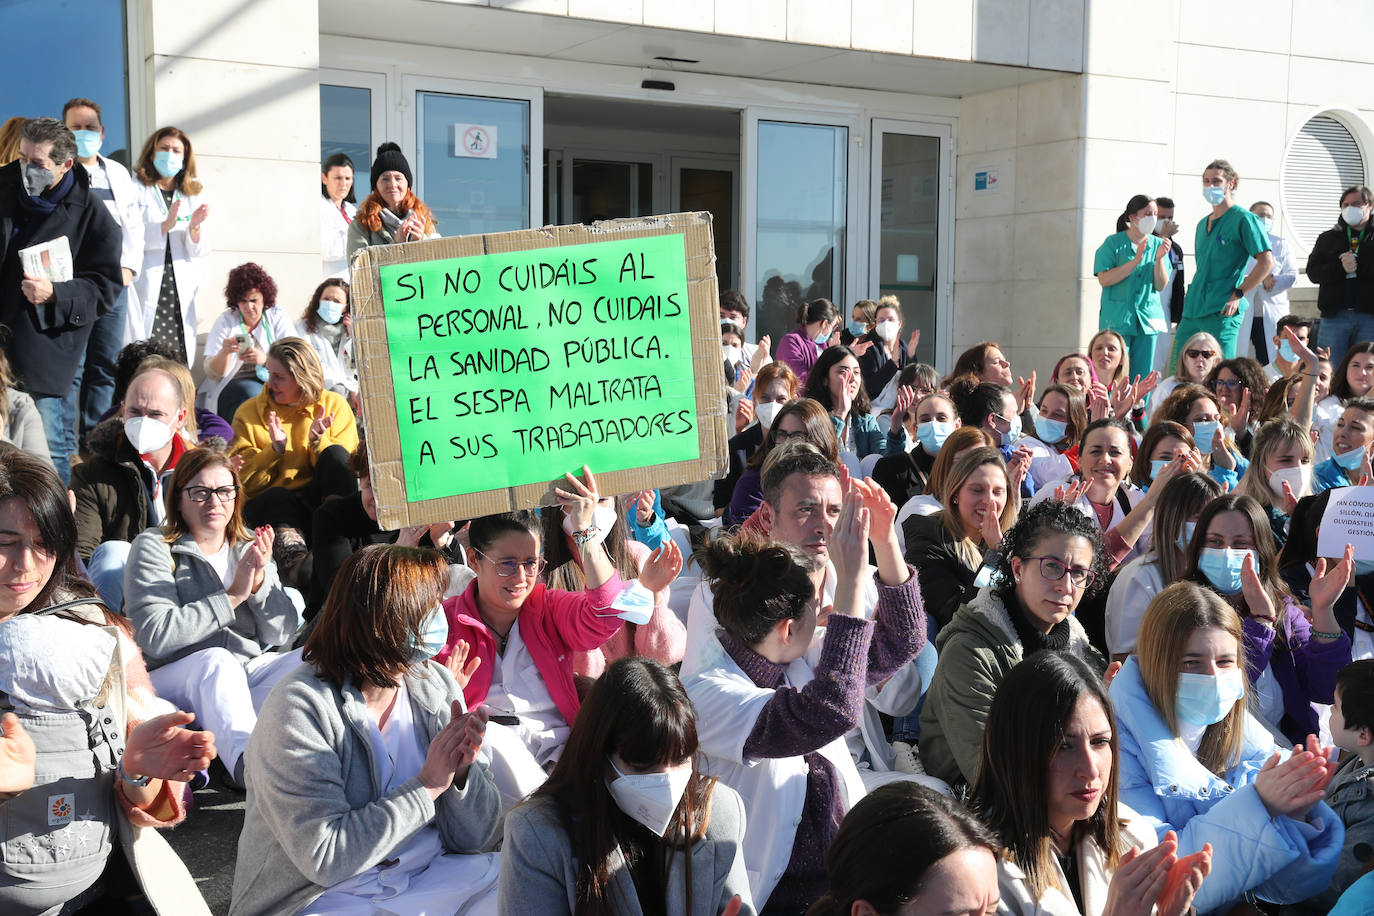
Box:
[1198,547,1254,596]
[916,420,953,454]
[1203,185,1227,206]
[255,364,270,384]
[153,150,184,179]
[1277,339,1298,363]
[1175,670,1245,727]
[846,319,867,338]
[814,330,830,346]
[317,300,345,325]
[1151,459,1170,481]
[1192,420,1219,455]
[1175,520,1197,553]
[72,129,102,159]
[1034,415,1068,444]
[1335,444,1366,471]
[1001,415,1022,447]
[610,580,656,627]
[1258,217,1273,234]
[410,604,450,664]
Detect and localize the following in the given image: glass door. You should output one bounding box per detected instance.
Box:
[869,119,953,369]
[672,156,738,292]
[402,77,543,237]
[560,153,659,224]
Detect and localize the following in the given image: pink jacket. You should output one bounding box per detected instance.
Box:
[573,540,685,678]
[438,574,625,725]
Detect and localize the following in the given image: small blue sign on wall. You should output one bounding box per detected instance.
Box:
[974,168,999,192]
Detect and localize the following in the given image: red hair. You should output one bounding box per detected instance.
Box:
[224,262,278,311]
[356,188,436,234]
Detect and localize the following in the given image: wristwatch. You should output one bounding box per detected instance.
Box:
[118,760,152,787]
[1231,287,1245,300]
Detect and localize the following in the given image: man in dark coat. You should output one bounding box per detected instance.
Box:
[0,116,120,483]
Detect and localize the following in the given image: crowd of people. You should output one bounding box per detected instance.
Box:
[1,105,1373,916]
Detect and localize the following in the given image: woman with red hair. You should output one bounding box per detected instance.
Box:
[198,263,295,421]
[345,143,438,260]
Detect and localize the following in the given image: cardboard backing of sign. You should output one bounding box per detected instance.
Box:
[351,211,727,530]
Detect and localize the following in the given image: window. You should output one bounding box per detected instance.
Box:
[1282,114,1367,249]
[1,0,130,164]
[320,84,372,174]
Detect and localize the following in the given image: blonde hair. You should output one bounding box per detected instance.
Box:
[1236,418,1312,511]
[1136,582,1248,774]
[1174,332,1223,382]
[267,337,325,404]
[925,426,997,503]
[0,116,25,166]
[138,356,198,442]
[939,447,1016,568]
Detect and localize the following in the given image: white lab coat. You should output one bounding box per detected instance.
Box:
[196,306,296,411]
[84,156,145,276]
[1240,232,1297,361]
[296,320,357,396]
[320,197,357,280]
[128,182,211,363]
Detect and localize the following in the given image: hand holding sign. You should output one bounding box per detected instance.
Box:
[555,466,602,536]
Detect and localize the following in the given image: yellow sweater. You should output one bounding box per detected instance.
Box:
[229,388,359,500]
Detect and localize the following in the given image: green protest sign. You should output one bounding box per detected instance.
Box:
[375,231,700,505]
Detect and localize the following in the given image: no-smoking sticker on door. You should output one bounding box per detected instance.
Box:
[452,123,498,159]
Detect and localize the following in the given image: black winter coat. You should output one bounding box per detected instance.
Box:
[1306,219,1374,316]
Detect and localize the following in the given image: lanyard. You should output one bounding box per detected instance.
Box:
[155,187,188,221]
[242,316,273,347]
[339,202,351,225]
[1348,225,1363,255]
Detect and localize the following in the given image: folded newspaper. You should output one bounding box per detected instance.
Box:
[19,235,74,283]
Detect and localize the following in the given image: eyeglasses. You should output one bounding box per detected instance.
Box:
[1185,349,1216,360]
[182,485,239,504]
[1210,378,1245,392]
[1027,555,1097,589]
[473,548,545,578]
[773,428,809,442]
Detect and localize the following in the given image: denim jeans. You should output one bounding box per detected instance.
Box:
[88,540,132,614]
[32,386,80,486]
[79,285,129,440]
[891,639,939,743]
[1316,310,1374,367]
[217,377,264,424]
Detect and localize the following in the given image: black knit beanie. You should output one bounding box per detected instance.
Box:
[370,142,412,191]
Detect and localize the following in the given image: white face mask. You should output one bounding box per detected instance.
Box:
[1267,464,1311,504]
[124,415,175,454]
[755,400,784,431]
[874,319,900,342]
[722,344,743,367]
[1135,214,1158,235]
[606,757,691,837]
[562,504,619,546]
[1343,205,1367,227]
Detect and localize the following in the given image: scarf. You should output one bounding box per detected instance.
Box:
[1003,587,1073,651]
[379,206,409,240]
[15,165,75,218]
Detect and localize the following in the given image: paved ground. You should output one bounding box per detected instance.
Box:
[165,768,245,916]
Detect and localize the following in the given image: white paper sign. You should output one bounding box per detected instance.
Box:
[19,236,73,283]
[452,123,497,159]
[1317,485,1374,560]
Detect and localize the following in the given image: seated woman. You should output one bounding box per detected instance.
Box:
[1147,331,1220,422]
[1205,357,1269,457]
[539,493,685,678]
[500,657,753,915]
[809,782,1001,916]
[902,447,1017,631]
[230,545,502,916]
[295,278,357,411]
[872,390,959,509]
[1109,582,1344,912]
[684,497,924,915]
[229,337,359,542]
[1183,493,1351,743]
[894,425,997,535]
[774,298,838,388]
[1104,472,1223,660]
[125,446,304,790]
[436,469,681,802]
[1235,418,1314,547]
[801,345,907,460]
[0,446,214,914]
[920,499,1107,787]
[1314,397,1374,492]
[0,350,49,464]
[1279,488,1374,660]
[1023,383,1089,492]
[1053,351,1096,394]
[1127,420,1196,491]
[201,262,296,423]
[1150,383,1247,490]
[1089,330,1130,393]
[1314,341,1374,463]
[973,652,1212,916]
[713,361,799,517]
[725,398,838,530]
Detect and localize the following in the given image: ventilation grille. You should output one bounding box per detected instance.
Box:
[1283,114,1366,249]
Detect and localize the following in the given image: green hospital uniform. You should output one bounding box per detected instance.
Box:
[1094,230,1166,378]
[1169,205,1272,370]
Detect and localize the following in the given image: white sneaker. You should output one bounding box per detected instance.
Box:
[892,741,924,775]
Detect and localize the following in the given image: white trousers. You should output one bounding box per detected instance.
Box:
[148,646,304,773]
[477,721,549,809]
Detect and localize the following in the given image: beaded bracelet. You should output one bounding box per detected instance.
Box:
[1311,628,1344,640]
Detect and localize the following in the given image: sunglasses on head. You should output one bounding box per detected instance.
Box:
[1185,349,1216,360]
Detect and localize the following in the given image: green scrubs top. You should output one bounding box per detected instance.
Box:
[1094,230,1166,336]
[1183,205,1272,319]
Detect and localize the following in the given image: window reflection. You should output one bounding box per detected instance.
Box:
[417,92,529,237]
[755,121,846,347]
[320,85,371,170]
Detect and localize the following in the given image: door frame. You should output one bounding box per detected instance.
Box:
[556,147,666,224]
[400,74,544,230]
[868,118,955,372]
[319,67,390,164]
[671,153,741,290]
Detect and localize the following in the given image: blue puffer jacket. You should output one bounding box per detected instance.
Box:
[1109,658,1343,914]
